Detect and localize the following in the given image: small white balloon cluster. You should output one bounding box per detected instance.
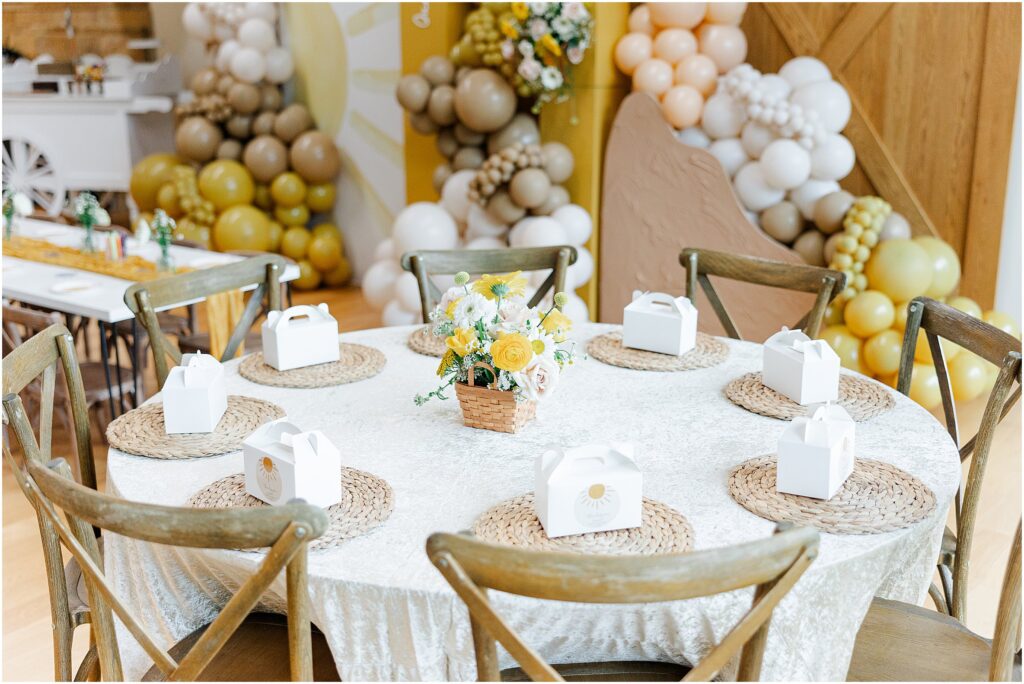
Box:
[182,2,294,85]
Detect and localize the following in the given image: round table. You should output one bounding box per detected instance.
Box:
[104,324,960,681]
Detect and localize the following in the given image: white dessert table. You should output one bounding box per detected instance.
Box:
[102,323,960,681]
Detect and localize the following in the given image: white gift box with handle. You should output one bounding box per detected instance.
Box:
[762,327,840,405]
[622,291,698,356]
[534,443,642,538]
[261,303,340,371]
[777,403,856,500]
[161,352,227,434]
[243,418,342,508]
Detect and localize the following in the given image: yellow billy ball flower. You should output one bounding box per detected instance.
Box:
[446,327,478,357]
[553,291,568,309]
[541,309,572,342]
[454,271,470,286]
[490,333,533,372]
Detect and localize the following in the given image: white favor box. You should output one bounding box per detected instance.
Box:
[243,418,342,508]
[777,403,856,500]
[261,303,340,371]
[162,352,227,434]
[762,327,840,405]
[622,291,699,356]
[535,443,642,538]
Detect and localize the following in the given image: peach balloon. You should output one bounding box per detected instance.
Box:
[674,54,718,95]
[614,33,654,76]
[653,28,698,65]
[649,3,707,29]
[706,2,747,25]
[698,24,748,73]
[661,85,704,129]
[628,5,656,35]
[632,58,674,96]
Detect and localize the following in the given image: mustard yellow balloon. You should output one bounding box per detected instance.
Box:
[266,220,284,252]
[844,290,895,338]
[983,310,1021,339]
[321,258,352,287]
[819,324,868,374]
[308,234,342,271]
[274,203,310,227]
[948,352,989,403]
[311,222,341,242]
[293,259,322,290]
[305,183,336,213]
[823,303,843,327]
[913,331,961,365]
[865,239,933,302]
[864,329,903,377]
[909,362,942,409]
[914,236,961,299]
[270,172,307,208]
[878,372,898,389]
[892,301,911,331]
[253,184,273,211]
[156,183,183,219]
[197,160,255,211]
[947,296,982,319]
[212,205,271,252]
[280,227,312,261]
[130,153,183,211]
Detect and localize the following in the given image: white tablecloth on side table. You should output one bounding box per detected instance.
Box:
[103,324,960,681]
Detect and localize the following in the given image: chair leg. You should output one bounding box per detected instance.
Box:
[927,582,948,613]
[938,563,954,616]
[74,643,99,682]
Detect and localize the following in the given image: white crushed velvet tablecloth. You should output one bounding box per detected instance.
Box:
[103,323,959,681]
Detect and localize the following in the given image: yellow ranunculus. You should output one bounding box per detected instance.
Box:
[474,271,527,301]
[541,309,572,342]
[445,296,463,320]
[446,327,478,357]
[490,333,533,372]
[437,349,457,377]
[511,2,528,21]
[500,19,518,39]
[540,34,562,57]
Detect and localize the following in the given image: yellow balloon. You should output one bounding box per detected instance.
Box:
[823,303,843,327]
[914,236,960,299]
[308,234,342,271]
[253,184,274,211]
[130,153,183,211]
[274,203,310,227]
[322,258,352,287]
[212,205,271,252]
[983,310,1021,339]
[819,324,868,374]
[198,160,255,211]
[311,223,342,244]
[892,301,911,331]
[947,296,982,319]
[913,331,961,365]
[267,220,284,252]
[878,372,899,389]
[844,290,895,338]
[865,239,933,302]
[948,352,989,403]
[156,183,182,218]
[864,329,903,376]
[270,172,307,207]
[305,183,336,213]
[280,227,312,261]
[909,362,942,410]
[293,259,322,290]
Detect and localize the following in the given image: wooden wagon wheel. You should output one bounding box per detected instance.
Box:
[2,137,67,217]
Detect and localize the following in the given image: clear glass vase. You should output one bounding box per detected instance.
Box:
[81,221,96,253]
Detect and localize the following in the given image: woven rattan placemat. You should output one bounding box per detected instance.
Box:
[587,331,728,371]
[407,326,446,358]
[473,493,693,555]
[238,344,386,388]
[728,455,936,534]
[724,371,894,421]
[187,468,393,551]
[106,396,284,459]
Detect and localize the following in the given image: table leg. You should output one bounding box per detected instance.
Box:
[131,318,141,408]
[111,324,127,415]
[98,322,117,420]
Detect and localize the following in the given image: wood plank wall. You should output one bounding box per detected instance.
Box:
[2,3,153,61]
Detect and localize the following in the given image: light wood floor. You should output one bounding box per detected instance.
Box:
[3,286,1020,681]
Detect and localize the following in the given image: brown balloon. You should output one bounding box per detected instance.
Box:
[760,201,803,243]
[260,84,282,112]
[420,55,456,86]
[217,74,236,95]
[792,230,826,266]
[252,111,277,137]
[541,142,574,184]
[487,113,540,155]
[191,68,219,96]
[452,147,485,170]
[454,123,485,146]
[225,115,252,140]
[427,85,457,126]
[410,112,439,135]
[433,163,453,193]
[454,69,517,133]
[396,74,431,113]
[436,128,458,158]
[175,116,223,163]
[531,184,570,216]
[289,130,340,184]
[508,168,551,209]
[227,82,261,115]
[243,135,289,183]
[487,189,526,223]
[273,103,314,143]
[217,139,243,160]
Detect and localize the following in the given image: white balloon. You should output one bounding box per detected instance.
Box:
[440,170,475,223]
[213,22,236,43]
[733,162,785,212]
[392,202,459,257]
[701,93,746,139]
[244,2,277,22]
[740,121,775,158]
[778,56,831,90]
[551,204,592,246]
[466,203,507,238]
[509,217,568,249]
[758,74,791,101]
[431,273,458,292]
[744,209,759,227]
[230,47,267,84]
[561,293,590,325]
[810,133,855,181]
[528,270,550,288]
[708,138,748,177]
[789,178,840,219]
[362,260,402,309]
[238,18,277,53]
[465,236,507,250]
[382,299,420,326]
[215,40,240,73]
[372,237,395,262]
[182,3,213,41]
[567,246,594,289]
[264,47,294,84]
[790,81,851,134]
[759,139,811,190]
[394,272,423,313]
[675,127,711,149]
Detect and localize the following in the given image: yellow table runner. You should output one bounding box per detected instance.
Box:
[4,236,245,358]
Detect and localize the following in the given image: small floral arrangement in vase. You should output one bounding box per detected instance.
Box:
[151,209,176,271]
[499,2,593,112]
[2,187,32,240]
[415,270,577,433]
[73,192,110,253]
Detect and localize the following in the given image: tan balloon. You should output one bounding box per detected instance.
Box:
[427,84,457,126]
[531,184,570,216]
[289,130,340,183]
[792,229,826,266]
[191,68,219,96]
[273,103,314,143]
[508,168,551,209]
[433,164,453,193]
[487,189,527,223]
[227,82,261,114]
[813,190,855,234]
[760,201,803,243]
[409,112,439,135]
[420,55,456,86]
[225,115,252,140]
[436,128,459,158]
[453,147,485,170]
[454,123,485,146]
[175,116,223,163]
[242,135,289,183]
[252,111,276,137]
[823,232,844,264]
[541,142,574,184]
[674,54,717,96]
[217,74,236,95]
[217,139,243,160]
[260,84,282,112]
[486,113,540,155]
[453,69,517,133]
[396,74,431,113]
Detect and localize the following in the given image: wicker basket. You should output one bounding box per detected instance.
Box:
[454,362,536,433]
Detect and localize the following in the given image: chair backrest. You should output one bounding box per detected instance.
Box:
[400,246,578,322]
[679,247,848,340]
[897,296,1022,622]
[427,523,819,682]
[989,520,1021,682]
[124,255,286,385]
[2,302,62,355]
[2,390,328,681]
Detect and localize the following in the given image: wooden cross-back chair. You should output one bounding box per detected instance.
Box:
[848,520,1021,682]
[427,523,819,682]
[401,246,578,322]
[679,247,847,340]
[124,255,286,386]
[897,296,1022,622]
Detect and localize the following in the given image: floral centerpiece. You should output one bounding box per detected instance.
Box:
[415,270,577,433]
[499,2,593,112]
[73,192,110,253]
[151,209,176,271]
[2,187,32,241]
